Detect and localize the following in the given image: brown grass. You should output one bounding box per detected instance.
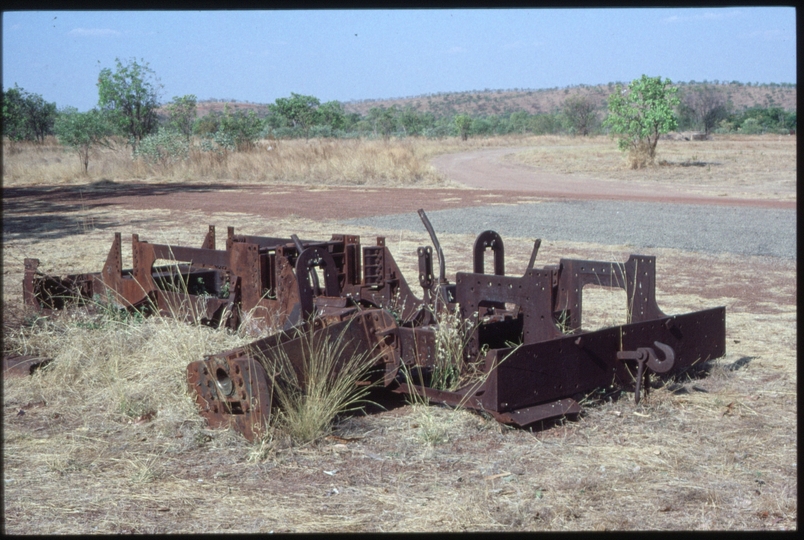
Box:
[2,135,535,188]
[4,134,794,202]
[2,135,796,532]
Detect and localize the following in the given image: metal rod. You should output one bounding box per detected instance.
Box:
[417,209,446,284]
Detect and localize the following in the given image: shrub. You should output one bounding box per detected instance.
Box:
[603,75,679,168]
[738,117,763,135]
[53,107,114,174]
[217,107,263,151]
[133,127,189,165]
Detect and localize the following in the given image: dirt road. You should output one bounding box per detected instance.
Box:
[2,146,794,246]
[431,147,795,209]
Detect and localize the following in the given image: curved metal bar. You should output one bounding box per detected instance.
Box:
[473,230,505,275]
[417,209,447,284]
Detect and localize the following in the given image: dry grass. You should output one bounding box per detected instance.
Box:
[510,134,797,199]
[260,320,383,445]
[2,134,796,532]
[4,134,794,201]
[2,134,536,188]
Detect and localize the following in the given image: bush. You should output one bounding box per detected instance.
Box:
[217,108,263,151]
[133,127,189,165]
[309,124,333,138]
[737,117,763,135]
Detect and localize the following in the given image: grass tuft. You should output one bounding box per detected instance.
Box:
[258,319,381,445]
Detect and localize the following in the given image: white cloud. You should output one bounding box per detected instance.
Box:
[662,10,744,24]
[68,28,122,37]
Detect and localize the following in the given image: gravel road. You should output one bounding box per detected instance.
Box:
[341,147,796,260]
[342,200,796,259]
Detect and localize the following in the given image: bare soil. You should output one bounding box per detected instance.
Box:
[3,143,792,242]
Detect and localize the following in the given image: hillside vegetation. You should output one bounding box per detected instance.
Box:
[194,82,796,120]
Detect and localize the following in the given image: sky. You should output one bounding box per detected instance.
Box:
[1,8,797,111]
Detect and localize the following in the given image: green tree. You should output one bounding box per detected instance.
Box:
[193,112,221,138]
[97,58,162,150]
[562,95,598,136]
[2,85,57,143]
[205,105,264,151]
[506,111,532,134]
[367,106,398,139]
[53,107,114,174]
[398,107,434,136]
[455,114,472,140]
[271,93,320,139]
[316,100,346,131]
[164,94,197,141]
[603,75,679,167]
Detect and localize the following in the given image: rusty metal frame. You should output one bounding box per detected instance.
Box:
[20,210,726,439]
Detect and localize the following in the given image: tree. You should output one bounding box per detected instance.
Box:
[507,111,531,134]
[216,105,263,151]
[367,106,398,139]
[193,112,221,138]
[455,114,472,140]
[603,75,679,168]
[164,94,197,141]
[678,85,729,134]
[2,85,57,143]
[97,58,162,150]
[316,101,346,131]
[562,95,598,136]
[53,108,114,174]
[398,107,434,136]
[271,93,320,139]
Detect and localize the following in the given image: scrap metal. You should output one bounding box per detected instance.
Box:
[20,210,726,439]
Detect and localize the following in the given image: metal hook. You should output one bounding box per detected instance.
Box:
[647,341,675,374]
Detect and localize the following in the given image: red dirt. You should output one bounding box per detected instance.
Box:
[2,147,792,226]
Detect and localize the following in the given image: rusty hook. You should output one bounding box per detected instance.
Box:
[647,341,675,374]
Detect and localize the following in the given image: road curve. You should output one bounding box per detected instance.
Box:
[431,147,795,209]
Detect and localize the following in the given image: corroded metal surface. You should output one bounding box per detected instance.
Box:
[22,210,726,440]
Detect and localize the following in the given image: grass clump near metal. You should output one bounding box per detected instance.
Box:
[260,320,381,445]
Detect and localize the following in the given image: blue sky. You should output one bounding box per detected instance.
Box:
[2,8,796,111]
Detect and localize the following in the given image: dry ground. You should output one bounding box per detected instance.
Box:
[2,135,797,532]
[509,134,796,200]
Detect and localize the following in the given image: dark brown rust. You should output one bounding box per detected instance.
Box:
[22,210,727,440]
[3,354,53,378]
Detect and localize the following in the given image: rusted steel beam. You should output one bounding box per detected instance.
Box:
[20,210,727,440]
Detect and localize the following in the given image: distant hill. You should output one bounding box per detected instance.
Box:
[178,82,796,119]
[341,83,797,117]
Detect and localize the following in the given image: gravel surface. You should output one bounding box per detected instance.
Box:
[342,200,796,259]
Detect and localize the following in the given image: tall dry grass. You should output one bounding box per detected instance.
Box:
[3,134,538,188]
[259,320,383,445]
[5,133,793,199]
